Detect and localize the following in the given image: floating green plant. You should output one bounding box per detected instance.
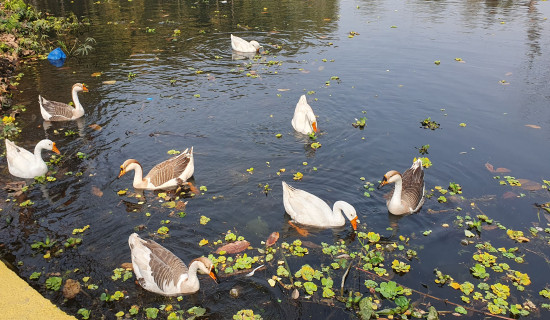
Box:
[420,117,440,130]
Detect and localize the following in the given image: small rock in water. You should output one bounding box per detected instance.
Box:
[291,288,299,299]
[230,288,239,298]
[460,239,469,246]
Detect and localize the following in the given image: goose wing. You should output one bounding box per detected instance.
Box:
[400,163,425,211]
[282,182,331,225]
[39,96,74,120]
[5,139,35,163]
[130,234,189,293]
[145,149,191,187]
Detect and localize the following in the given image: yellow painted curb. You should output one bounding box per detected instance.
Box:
[0,261,77,320]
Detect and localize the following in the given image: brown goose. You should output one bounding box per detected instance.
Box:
[128,233,217,296]
[39,83,88,121]
[118,147,194,190]
[377,159,425,215]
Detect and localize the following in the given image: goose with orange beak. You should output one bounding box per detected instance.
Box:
[39,83,89,121]
[291,95,319,135]
[5,139,60,179]
[128,233,218,296]
[282,181,359,231]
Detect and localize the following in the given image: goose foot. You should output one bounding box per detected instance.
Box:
[288,221,309,237]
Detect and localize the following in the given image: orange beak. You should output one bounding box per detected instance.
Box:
[82,85,89,92]
[377,177,388,189]
[118,166,126,178]
[209,270,219,283]
[312,121,319,133]
[350,216,358,230]
[51,142,60,154]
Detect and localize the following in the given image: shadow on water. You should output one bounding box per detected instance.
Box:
[1,0,550,318]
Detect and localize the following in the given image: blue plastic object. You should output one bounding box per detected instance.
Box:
[47,47,66,67]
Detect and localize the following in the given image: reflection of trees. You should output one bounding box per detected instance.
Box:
[28,0,339,63]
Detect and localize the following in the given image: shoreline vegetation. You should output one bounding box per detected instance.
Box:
[0,0,92,127]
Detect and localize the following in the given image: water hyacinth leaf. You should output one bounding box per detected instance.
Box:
[200,216,210,225]
[145,307,159,319]
[304,281,318,294]
[359,297,375,320]
[45,276,62,291]
[427,306,439,320]
[77,308,91,319]
[464,230,475,238]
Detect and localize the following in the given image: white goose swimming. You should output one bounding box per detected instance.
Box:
[128,233,217,296]
[291,95,319,135]
[282,181,358,230]
[118,147,194,190]
[5,139,60,179]
[231,34,261,53]
[39,83,88,121]
[377,159,425,215]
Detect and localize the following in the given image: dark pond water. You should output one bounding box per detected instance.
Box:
[2,0,550,318]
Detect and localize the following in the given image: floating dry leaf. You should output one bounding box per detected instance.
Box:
[517,179,542,191]
[266,232,279,247]
[121,262,133,270]
[91,72,102,77]
[88,124,102,131]
[277,88,290,92]
[62,279,81,299]
[175,200,187,210]
[91,186,103,197]
[292,288,299,299]
[485,162,510,173]
[215,240,250,254]
[502,191,517,199]
[102,80,117,85]
[525,124,541,129]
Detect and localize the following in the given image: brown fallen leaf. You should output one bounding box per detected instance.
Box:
[91,186,103,197]
[175,200,187,210]
[62,279,81,299]
[266,232,279,247]
[89,123,102,131]
[121,262,133,270]
[516,236,530,243]
[502,191,517,199]
[91,72,102,77]
[525,124,541,129]
[215,240,250,254]
[485,162,510,173]
[517,179,542,191]
[102,80,117,85]
[277,88,290,92]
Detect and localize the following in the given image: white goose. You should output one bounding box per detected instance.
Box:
[128,233,217,296]
[377,159,425,215]
[5,139,60,179]
[39,83,89,121]
[231,34,261,53]
[118,147,194,190]
[291,95,319,135]
[282,181,359,230]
